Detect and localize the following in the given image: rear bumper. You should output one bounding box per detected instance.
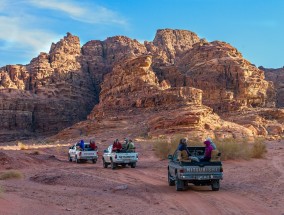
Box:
[179,173,223,180]
[114,159,138,164]
[78,156,98,160]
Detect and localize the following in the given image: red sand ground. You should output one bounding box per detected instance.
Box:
[0,139,283,215]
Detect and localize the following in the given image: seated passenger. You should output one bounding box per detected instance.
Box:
[206,138,220,161]
[127,139,135,152]
[113,139,122,152]
[177,138,190,161]
[200,140,213,162]
[90,139,98,151]
[78,140,85,151]
[122,138,129,152]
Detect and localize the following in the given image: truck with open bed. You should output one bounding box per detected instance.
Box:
[168,146,223,191]
[102,145,138,169]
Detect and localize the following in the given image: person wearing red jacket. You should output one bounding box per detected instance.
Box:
[112,139,122,152]
[90,139,98,151]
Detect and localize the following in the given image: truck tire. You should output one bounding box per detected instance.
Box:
[111,160,116,170]
[168,171,175,186]
[68,154,72,162]
[175,173,185,191]
[103,158,108,168]
[130,163,136,168]
[211,180,220,191]
[75,156,80,163]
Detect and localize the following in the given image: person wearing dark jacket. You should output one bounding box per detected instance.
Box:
[79,140,85,151]
[113,139,122,152]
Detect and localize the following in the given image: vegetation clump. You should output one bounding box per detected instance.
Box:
[0,170,23,180]
[153,135,267,160]
[17,141,28,150]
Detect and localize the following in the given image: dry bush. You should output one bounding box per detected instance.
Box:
[214,137,267,160]
[17,141,28,150]
[153,134,184,159]
[214,138,251,160]
[251,138,267,158]
[0,170,23,180]
[0,186,3,196]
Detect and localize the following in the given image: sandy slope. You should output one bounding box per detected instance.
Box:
[0,139,283,215]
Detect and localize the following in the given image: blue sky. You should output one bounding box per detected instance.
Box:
[0,0,283,68]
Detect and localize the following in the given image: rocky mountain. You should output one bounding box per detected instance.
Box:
[0,33,96,141]
[0,29,283,142]
[260,66,284,108]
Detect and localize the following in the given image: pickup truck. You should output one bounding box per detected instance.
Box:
[68,143,98,164]
[168,146,223,191]
[102,145,138,169]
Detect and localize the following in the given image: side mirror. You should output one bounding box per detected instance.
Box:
[104,150,108,153]
[168,155,173,160]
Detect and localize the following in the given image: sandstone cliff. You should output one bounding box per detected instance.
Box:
[261,66,284,108]
[0,33,96,141]
[0,29,282,142]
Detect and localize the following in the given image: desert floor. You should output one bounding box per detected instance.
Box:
[0,137,283,215]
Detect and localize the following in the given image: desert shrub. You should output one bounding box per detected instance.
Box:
[0,170,23,180]
[153,135,183,159]
[153,135,267,160]
[0,186,3,196]
[17,141,28,150]
[214,137,267,160]
[251,138,267,158]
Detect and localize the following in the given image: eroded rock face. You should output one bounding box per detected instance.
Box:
[0,33,96,142]
[155,40,275,112]
[89,55,203,118]
[0,29,281,141]
[261,66,284,107]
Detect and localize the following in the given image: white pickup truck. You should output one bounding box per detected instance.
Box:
[102,145,138,169]
[68,143,98,164]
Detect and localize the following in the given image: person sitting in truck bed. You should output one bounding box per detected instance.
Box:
[127,139,135,152]
[77,140,85,151]
[122,138,129,152]
[177,138,190,162]
[112,139,122,152]
[200,140,213,162]
[206,138,221,161]
[90,139,98,151]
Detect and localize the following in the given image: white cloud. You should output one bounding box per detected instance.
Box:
[0,0,127,66]
[0,15,60,63]
[27,0,127,25]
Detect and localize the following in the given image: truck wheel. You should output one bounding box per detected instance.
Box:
[211,180,220,191]
[168,171,175,186]
[68,154,72,162]
[92,159,97,164]
[175,173,185,191]
[111,160,116,170]
[103,159,108,168]
[130,163,136,168]
[75,156,80,164]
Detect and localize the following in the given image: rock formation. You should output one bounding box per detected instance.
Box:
[0,33,96,142]
[260,66,284,108]
[0,29,282,142]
